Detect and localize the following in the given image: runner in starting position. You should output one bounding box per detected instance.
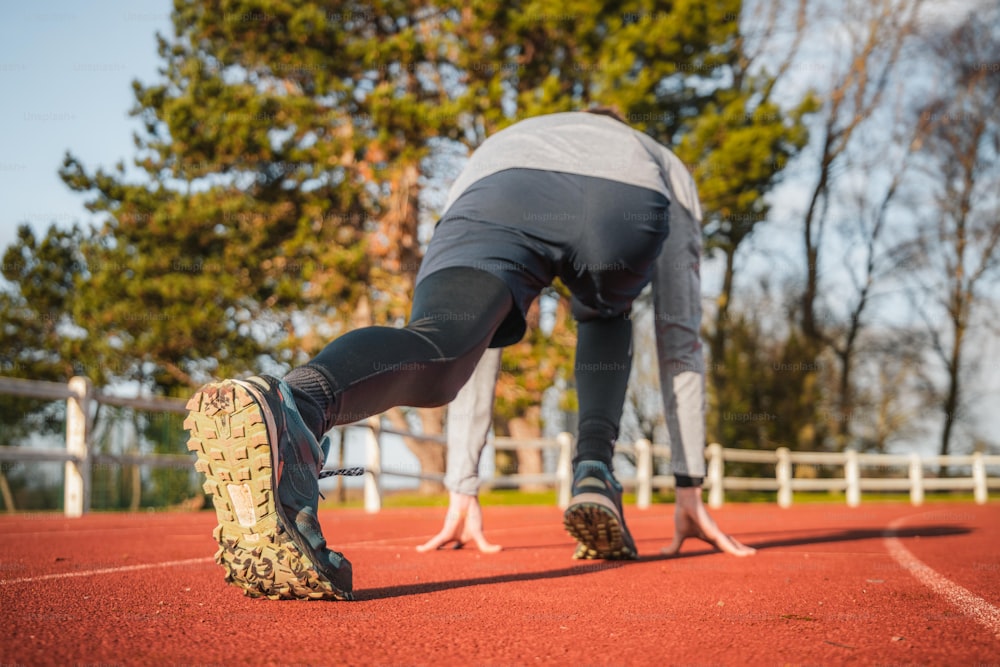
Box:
[186,109,735,601]
[416,132,755,559]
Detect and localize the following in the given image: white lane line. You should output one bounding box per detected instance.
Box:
[0,557,213,586]
[0,531,507,584]
[884,515,1000,638]
[0,532,507,584]
[3,530,210,538]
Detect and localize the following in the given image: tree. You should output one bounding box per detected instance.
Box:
[900,6,1000,462]
[705,0,929,454]
[0,224,89,444]
[846,329,926,453]
[60,1,476,491]
[672,0,817,448]
[783,0,926,452]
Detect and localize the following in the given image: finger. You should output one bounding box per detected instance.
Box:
[459,521,502,553]
[712,533,757,557]
[660,533,687,556]
[416,522,464,552]
[459,499,501,553]
[416,531,455,552]
[685,509,755,557]
[471,534,503,553]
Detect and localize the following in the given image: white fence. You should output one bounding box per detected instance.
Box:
[1,376,998,516]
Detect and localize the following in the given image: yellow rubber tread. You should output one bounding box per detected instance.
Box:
[563,497,638,561]
[184,381,353,601]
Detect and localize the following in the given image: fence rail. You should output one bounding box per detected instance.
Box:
[1,376,997,516]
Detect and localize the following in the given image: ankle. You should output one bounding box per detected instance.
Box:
[283,366,333,439]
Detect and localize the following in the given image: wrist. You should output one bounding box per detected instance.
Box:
[674,474,704,488]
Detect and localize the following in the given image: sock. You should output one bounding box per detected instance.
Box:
[283,366,334,440]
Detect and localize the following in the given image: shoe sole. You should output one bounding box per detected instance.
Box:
[563,493,638,560]
[184,380,353,600]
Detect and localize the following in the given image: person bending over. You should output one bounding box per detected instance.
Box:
[187,109,707,600]
[417,158,754,559]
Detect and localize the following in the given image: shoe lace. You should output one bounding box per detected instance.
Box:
[315,432,365,479]
[315,466,365,500]
[318,467,365,479]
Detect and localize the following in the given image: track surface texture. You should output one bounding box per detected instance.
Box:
[2,502,999,666]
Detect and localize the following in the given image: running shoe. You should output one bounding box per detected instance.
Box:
[185,375,353,600]
[563,460,638,560]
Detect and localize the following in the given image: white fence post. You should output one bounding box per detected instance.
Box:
[65,376,93,518]
[845,449,861,507]
[635,438,652,509]
[556,432,573,509]
[909,453,924,506]
[363,417,382,514]
[972,451,987,505]
[707,443,724,508]
[776,447,792,508]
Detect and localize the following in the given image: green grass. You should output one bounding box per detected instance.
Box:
[318,487,996,510]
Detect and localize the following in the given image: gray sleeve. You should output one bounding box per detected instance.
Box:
[652,197,707,480]
[444,347,503,495]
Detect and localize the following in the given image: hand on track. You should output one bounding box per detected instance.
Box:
[416,492,502,554]
[662,487,756,557]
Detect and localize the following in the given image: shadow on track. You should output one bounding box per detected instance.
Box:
[636,524,972,562]
[358,560,629,600]
[359,525,969,599]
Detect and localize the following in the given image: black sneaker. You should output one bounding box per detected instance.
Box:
[563,460,638,560]
[185,375,353,600]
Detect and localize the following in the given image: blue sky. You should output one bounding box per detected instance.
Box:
[0,1,172,252]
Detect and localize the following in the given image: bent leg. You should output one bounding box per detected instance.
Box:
[285,268,514,438]
[563,307,637,560]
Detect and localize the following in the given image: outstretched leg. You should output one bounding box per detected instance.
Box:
[563,310,639,560]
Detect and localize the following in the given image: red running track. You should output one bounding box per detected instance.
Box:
[2,502,999,666]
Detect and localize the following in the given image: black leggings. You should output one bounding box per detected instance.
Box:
[287,266,633,468]
[573,313,632,468]
[290,267,513,432]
